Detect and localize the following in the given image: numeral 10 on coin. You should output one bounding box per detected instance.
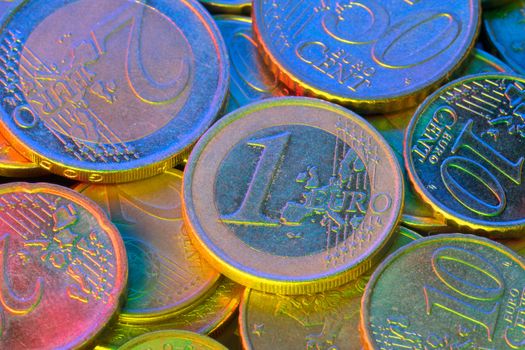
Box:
[423,246,505,341]
[441,119,524,216]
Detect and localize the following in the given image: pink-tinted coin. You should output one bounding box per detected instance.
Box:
[0,182,127,349]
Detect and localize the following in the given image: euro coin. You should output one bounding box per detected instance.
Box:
[405,74,525,236]
[361,234,525,350]
[75,169,220,323]
[0,182,127,349]
[117,330,228,350]
[0,0,228,183]
[252,0,481,113]
[239,227,421,350]
[183,97,403,294]
[0,131,45,177]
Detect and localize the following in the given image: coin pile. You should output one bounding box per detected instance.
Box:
[0,0,524,349]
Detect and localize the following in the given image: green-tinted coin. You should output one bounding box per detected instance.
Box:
[117,330,227,350]
[361,234,525,350]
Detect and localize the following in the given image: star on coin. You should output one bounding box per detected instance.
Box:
[252,323,265,337]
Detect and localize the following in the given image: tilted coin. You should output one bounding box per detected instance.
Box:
[240,227,421,350]
[252,0,481,113]
[215,15,288,114]
[117,330,228,350]
[0,0,228,183]
[201,0,251,14]
[95,278,244,349]
[405,74,525,236]
[361,234,525,350]
[0,131,46,177]
[0,182,127,349]
[485,1,525,75]
[75,169,219,322]
[183,97,403,294]
[455,48,513,77]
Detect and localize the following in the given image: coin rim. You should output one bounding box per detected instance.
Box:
[360,233,525,350]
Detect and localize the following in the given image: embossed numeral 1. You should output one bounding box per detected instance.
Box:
[424,247,505,341]
[441,119,524,216]
[221,132,291,226]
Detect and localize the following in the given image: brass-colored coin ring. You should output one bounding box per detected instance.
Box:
[361,234,525,350]
[0,182,127,349]
[0,0,229,183]
[117,330,228,350]
[183,97,403,294]
[74,169,220,323]
[239,227,421,350]
[405,73,525,236]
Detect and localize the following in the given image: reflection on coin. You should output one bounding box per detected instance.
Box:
[252,0,480,113]
[455,48,513,77]
[75,169,219,322]
[215,15,288,114]
[117,330,228,350]
[0,0,228,183]
[201,0,251,14]
[0,131,45,177]
[405,74,525,236]
[95,278,244,349]
[485,1,525,74]
[0,182,127,349]
[361,234,525,350]
[183,97,403,294]
[240,227,421,350]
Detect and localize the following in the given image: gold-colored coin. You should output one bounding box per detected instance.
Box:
[75,169,220,323]
[239,227,421,349]
[95,278,244,349]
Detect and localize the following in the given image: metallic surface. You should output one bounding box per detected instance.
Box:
[0,182,127,349]
[74,169,219,322]
[95,278,244,349]
[240,227,421,350]
[482,0,515,10]
[0,0,229,183]
[361,234,525,350]
[485,1,525,75]
[215,15,288,114]
[0,131,45,177]
[117,330,228,350]
[405,74,525,236]
[252,0,480,113]
[183,97,403,294]
[201,0,251,14]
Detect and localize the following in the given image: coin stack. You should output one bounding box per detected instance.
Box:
[0,0,524,349]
